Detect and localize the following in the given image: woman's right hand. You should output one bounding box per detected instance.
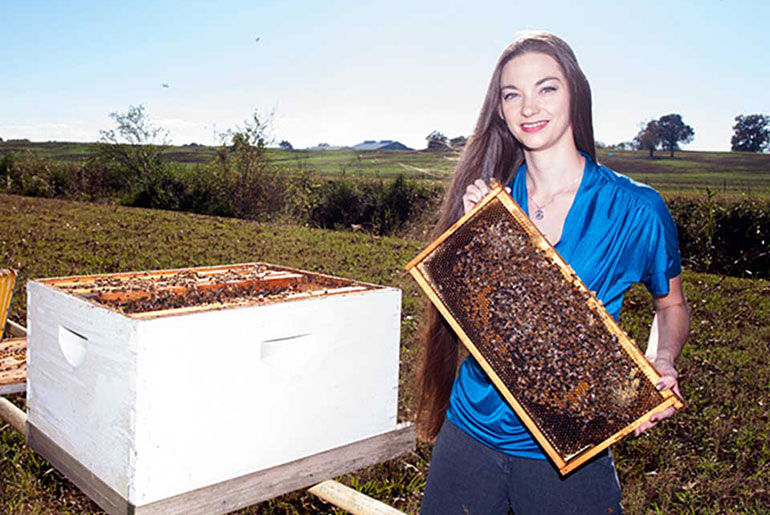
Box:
[462,179,491,214]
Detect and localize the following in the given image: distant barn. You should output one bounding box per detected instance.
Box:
[352,140,412,151]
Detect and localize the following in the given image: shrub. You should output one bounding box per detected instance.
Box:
[307,175,441,235]
[668,193,770,278]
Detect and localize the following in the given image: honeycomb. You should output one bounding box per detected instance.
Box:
[46,263,375,316]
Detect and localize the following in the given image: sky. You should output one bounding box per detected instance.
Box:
[2,0,768,151]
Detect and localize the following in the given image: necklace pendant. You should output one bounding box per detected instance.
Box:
[534,209,544,220]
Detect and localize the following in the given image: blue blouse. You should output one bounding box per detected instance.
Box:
[445,154,682,459]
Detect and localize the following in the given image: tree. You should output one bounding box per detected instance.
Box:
[212,110,283,219]
[731,114,770,152]
[98,104,170,195]
[633,120,660,158]
[656,114,694,157]
[426,130,448,150]
[278,140,294,151]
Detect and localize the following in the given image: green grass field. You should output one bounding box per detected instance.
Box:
[1,193,768,514]
[3,141,769,196]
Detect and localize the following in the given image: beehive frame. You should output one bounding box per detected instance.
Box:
[37,262,377,318]
[406,184,684,475]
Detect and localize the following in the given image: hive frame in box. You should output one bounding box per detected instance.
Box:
[0,268,27,396]
[406,183,684,475]
[20,262,414,514]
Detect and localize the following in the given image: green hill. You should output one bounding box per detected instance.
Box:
[2,140,769,195]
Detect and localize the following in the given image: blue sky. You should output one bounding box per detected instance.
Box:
[2,0,768,150]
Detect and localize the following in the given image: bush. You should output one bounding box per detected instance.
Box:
[308,175,441,235]
[668,193,770,278]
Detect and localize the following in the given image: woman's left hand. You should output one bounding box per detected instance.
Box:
[634,357,682,436]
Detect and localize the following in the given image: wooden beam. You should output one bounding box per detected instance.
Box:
[28,422,415,515]
[0,395,26,436]
[308,480,406,515]
[6,319,27,337]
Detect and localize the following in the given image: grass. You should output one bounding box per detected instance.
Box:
[1,193,769,514]
[3,141,770,196]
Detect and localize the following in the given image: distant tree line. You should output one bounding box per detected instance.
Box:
[601,112,768,157]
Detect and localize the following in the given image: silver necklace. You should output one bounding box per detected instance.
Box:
[528,173,583,221]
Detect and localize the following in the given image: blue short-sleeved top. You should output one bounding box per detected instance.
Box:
[445,153,682,459]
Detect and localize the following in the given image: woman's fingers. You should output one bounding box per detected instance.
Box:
[473,179,490,196]
[462,180,492,214]
[635,369,682,436]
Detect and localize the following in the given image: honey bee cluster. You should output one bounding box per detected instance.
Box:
[422,199,662,457]
[0,346,26,370]
[0,341,26,383]
[58,265,302,314]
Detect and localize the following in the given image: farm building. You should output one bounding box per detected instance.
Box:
[351,140,412,151]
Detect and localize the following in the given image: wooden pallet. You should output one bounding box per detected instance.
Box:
[406,183,684,475]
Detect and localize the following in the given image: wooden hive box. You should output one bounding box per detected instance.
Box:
[26,263,404,513]
[406,184,683,475]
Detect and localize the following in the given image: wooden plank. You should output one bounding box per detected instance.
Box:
[0,382,25,395]
[0,336,26,394]
[28,424,133,515]
[6,319,27,337]
[37,262,270,287]
[307,480,406,515]
[0,395,26,436]
[29,422,414,515]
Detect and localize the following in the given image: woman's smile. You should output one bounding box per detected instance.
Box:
[520,120,549,133]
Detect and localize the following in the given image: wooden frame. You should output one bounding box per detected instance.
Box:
[406,184,684,475]
[28,422,414,515]
[0,268,17,340]
[0,336,26,395]
[36,262,379,320]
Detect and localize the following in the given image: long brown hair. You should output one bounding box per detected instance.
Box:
[416,31,597,440]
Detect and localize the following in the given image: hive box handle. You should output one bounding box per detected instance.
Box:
[58,326,88,367]
[260,333,321,377]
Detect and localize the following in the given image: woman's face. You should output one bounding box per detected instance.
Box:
[499,52,574,154]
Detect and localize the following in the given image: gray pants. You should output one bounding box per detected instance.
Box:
[421,420,623,514]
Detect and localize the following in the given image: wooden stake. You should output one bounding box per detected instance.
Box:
[308,480,407,515]
[0,395,26,437]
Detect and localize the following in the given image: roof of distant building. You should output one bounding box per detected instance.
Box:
[351,140,412,151]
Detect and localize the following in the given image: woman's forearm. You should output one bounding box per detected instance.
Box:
[654,301,690,365]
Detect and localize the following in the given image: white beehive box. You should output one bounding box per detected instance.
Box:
[26,263,402,512]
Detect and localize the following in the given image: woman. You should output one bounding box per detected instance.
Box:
[419,32,690,514]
